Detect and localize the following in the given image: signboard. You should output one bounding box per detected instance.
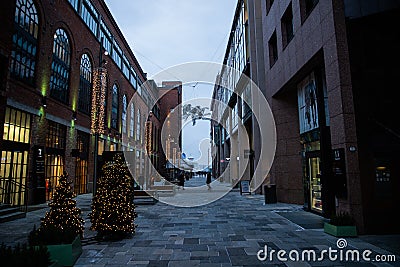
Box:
[33,146,45,186]
[332,148,347,198]
[240,180,251,195]
[33,145,46,204]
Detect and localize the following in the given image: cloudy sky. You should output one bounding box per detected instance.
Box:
[105,0,237,78]
[105,0,237,167]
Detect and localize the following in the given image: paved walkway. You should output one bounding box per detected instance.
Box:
[0,186,399,266]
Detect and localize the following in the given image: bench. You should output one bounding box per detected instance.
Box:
[149,185,176,196]
[133,190,158,205]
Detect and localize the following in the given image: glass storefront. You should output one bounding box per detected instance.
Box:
[308,155,322,212]
[45,121,66,200]
[74,131,89,195]
[0,107,31,206]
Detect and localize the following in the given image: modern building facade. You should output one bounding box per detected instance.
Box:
[212,0,400,234]
[0,0,171,208]
[211,0,267,190]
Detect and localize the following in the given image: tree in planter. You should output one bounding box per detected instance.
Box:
[29,171,85,245]
[89,154,137,239]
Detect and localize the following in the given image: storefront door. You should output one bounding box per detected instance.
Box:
[305,151,322,213]
[0,150,28,206]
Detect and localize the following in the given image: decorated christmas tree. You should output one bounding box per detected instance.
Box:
[89,154,136,239]
[29,171,84,245]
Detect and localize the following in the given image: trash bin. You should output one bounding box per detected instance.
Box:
[264,184,277,204]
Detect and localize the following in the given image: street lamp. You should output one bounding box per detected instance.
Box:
[91,37,107,195]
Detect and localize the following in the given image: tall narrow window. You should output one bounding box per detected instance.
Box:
[281,3,294,48]
[122,95,127,133]
[11,0,39,85]
[268,31,278,67]
[111,84,119,129]
[301,0,319,23]
[50,28,71,104]
[136,109,141,141]
[130,103,135,138]
[78,54,92,114]
[266,0,274,14]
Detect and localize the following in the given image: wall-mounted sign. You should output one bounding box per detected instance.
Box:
[332,148,347,198]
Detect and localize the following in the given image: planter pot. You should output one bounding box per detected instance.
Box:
[42,236,82,267]
[324,222,357,237]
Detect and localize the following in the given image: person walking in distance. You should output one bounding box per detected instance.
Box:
[206,172,212,190]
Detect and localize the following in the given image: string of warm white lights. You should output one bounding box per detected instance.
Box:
[145,121,152,154]
[91,67,107,135]
[89,154,136,235]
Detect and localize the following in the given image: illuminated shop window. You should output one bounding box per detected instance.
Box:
[74,131,89,195]
[130,103,135,138]
[122,95,127,133]
[45,121,66,149]
[3,107,31,144]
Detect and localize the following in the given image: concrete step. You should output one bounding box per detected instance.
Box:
[0,211,26,223]
[0,206,20,217]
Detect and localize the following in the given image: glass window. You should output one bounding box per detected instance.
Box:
[68,0,79,11]
[11,0,39,85]
[78,53,92,114]
[74,131,89,195]
[130,66,138,89]
[3,107,31,144]
[80,0,98,36]
[130,103,135,138]
[122,55,130,79]
[46,121,66,149]
[122,95,127,133]
[99,19,112,53]
[45,154,64,201]
[281,3,294,48]
[112,39,122,68]
[136,109,141,141]
[297,72,319,134]
[111,84,119,129]
[0,150,29,206]
[50,28,71,103]
[268,31,278,67]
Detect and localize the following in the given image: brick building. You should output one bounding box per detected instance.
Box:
[212,0,400,234]
[0,0,179,210]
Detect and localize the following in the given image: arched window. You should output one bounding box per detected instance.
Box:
[130,103,135,138]
[136,109,141,141]
[78,54,92,114]
[50,28,71,103]
[11,0,39,84]
[111,84,119,129]
[122,95,127,133]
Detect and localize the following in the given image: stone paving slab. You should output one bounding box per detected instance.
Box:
[1,179,400,266]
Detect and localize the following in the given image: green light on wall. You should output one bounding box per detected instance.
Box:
[41,78,48,96]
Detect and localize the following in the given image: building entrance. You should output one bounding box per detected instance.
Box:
[305,151,322,213]
[0,150,28,206]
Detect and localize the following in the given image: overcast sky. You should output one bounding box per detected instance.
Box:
[105,1,237,167]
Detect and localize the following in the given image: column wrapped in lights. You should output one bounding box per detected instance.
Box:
[145,121,152,154]
[91,66,107,195]
[91,67,107,135]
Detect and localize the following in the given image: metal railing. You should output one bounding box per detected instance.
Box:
[0,177,28,213]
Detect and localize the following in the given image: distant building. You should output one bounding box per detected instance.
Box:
[157,81,182,180]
